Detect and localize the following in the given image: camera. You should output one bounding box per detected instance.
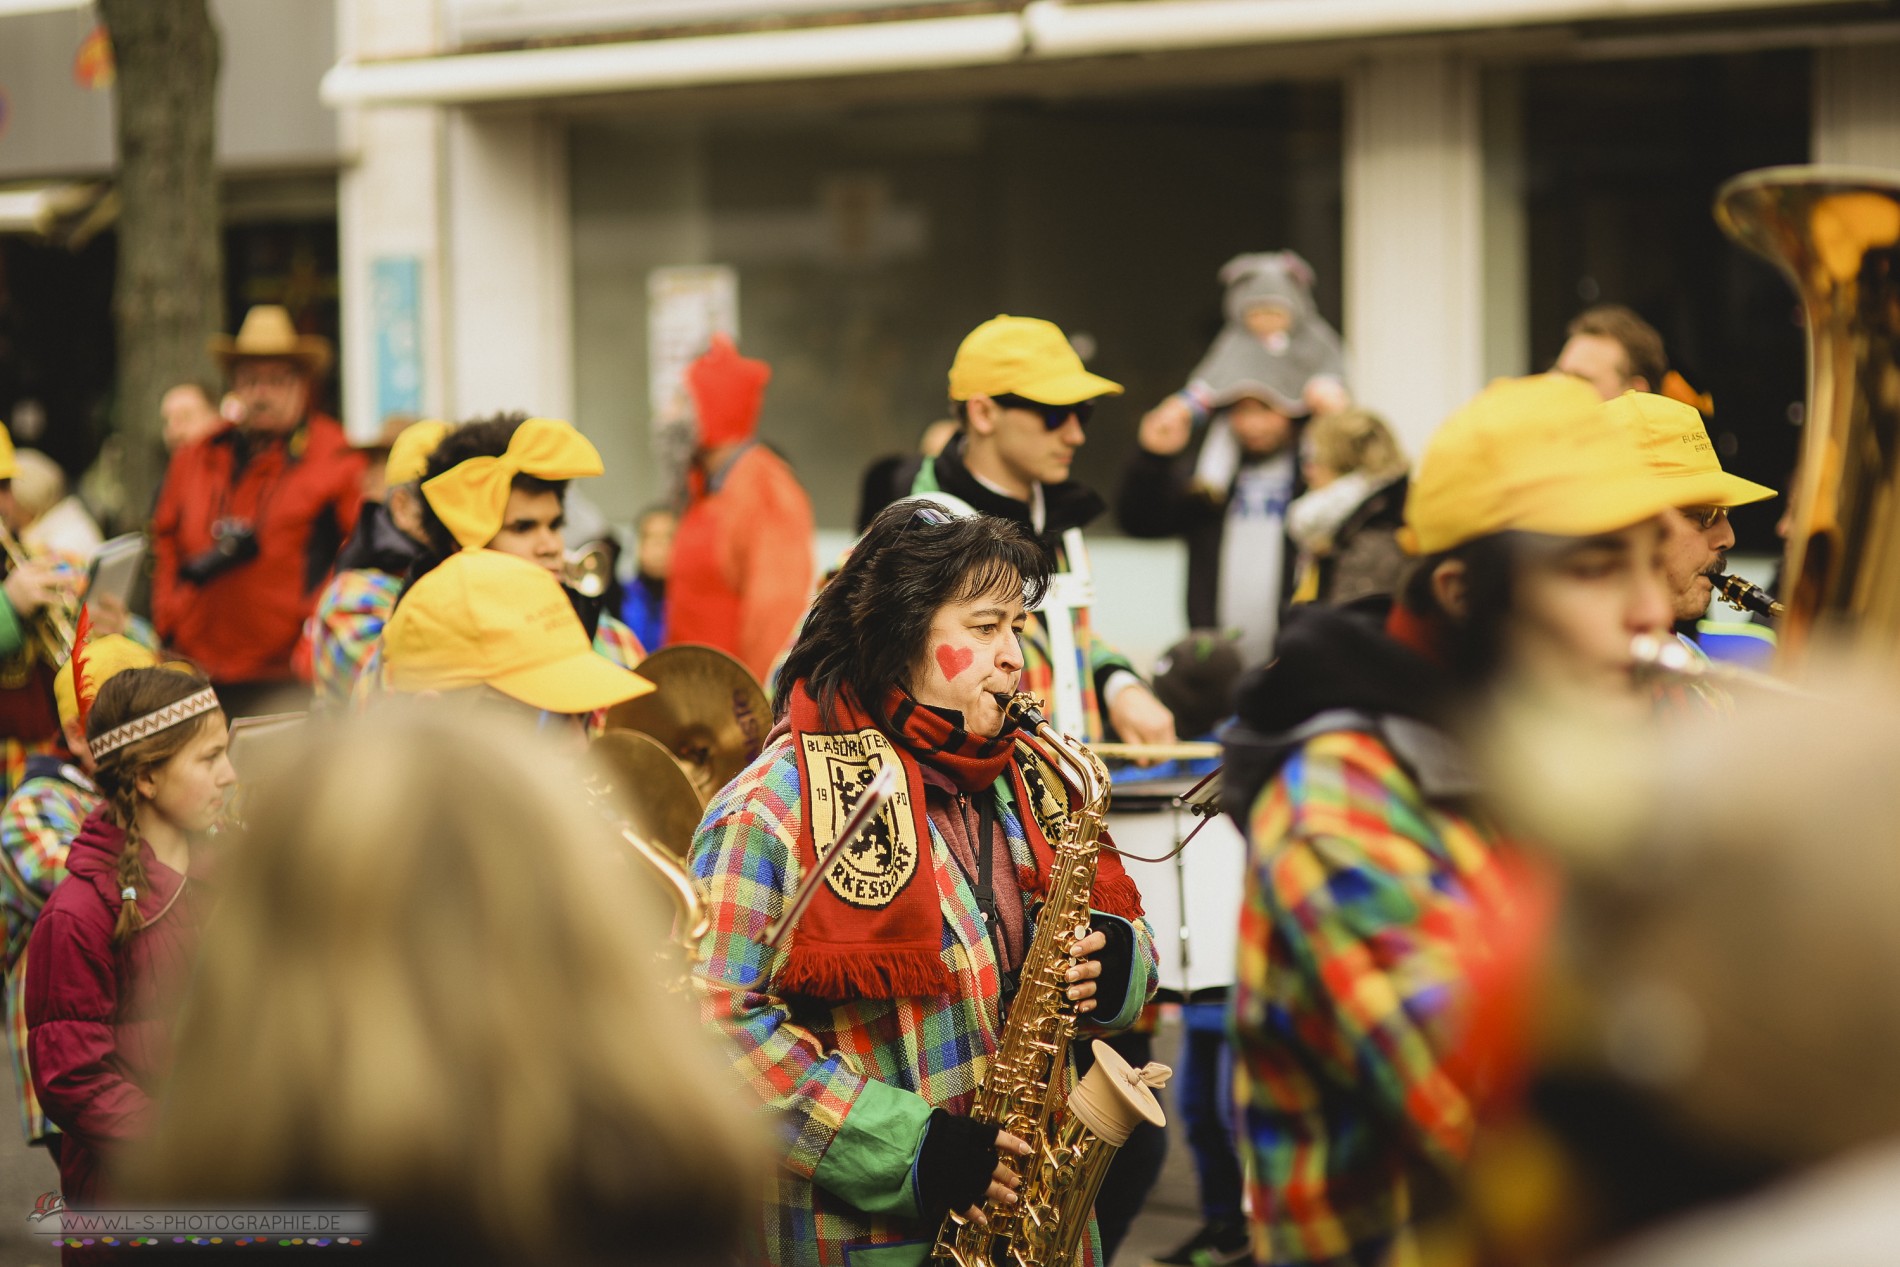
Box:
[178,517,261,585]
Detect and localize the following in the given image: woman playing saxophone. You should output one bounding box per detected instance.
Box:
[690,500,1156,1267]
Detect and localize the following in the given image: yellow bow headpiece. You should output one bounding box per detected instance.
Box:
[421,417,603,548]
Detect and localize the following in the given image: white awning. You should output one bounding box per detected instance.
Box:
[1023,0,1857,57]
[320,13,1026,107]
[321,0,1859,108]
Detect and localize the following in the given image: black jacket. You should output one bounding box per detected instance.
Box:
[921,433,1109,559]
[915,434,1132,703]
[1219,597,1464,819]
[1116,439,1302,630]
[1314,474,1411,608]
[331,499,428,578]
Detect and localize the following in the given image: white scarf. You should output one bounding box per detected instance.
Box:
[1286,470,1379,551]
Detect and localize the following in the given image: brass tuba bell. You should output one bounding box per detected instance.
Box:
[1715,166,1900,667]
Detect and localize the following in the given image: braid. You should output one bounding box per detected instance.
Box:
[86,665,218,947]
[108,781,149,946]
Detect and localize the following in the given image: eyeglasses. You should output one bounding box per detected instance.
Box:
[992,394,1094,431]
[1680,505,1729,530]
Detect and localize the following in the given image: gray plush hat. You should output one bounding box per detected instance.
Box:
[1220,252,1316,326]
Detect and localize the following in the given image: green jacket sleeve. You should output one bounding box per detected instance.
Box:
[0,594,25,660]
[810,1076,934,1217]
[1084,911,1157,1033]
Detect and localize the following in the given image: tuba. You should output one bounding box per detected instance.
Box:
[933,693,1168,1267]
[588,643,772,959]
[1715,166,1900,667]
[587,727,712,961]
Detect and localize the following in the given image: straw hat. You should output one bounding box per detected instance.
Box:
[208,305,333,378]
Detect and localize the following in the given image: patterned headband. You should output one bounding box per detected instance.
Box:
[90,689,221,759]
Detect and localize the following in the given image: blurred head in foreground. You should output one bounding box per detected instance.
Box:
[1474,677,1900,1261]
[126,709,760,1265]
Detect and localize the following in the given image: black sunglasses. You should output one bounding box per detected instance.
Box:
[993,393,1095,431]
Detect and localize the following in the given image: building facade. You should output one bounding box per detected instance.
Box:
[0,0,341,474]
[325,0,1896,546]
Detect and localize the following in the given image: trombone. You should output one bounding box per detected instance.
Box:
[0,517,77,678]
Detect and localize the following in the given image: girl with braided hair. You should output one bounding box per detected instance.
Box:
[23,665,234,1223]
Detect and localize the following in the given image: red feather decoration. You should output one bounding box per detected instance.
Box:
[70,604,94,731]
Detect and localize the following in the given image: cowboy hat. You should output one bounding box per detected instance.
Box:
[209,305,333,378]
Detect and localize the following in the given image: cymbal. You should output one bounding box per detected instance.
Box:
[603,643,771,799]
[589,729,707,860]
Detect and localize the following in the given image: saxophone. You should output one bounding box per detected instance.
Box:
[933,693,1169,1267]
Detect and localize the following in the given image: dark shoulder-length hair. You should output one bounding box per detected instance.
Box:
[1397,530,1552,691]
[775,500,1051,731]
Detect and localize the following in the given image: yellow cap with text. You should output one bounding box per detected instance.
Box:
[1599,391,1776,509]
[384,549,652,715]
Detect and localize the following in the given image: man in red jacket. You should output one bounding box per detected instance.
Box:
[151,307,365,716]
[666,335,815,685]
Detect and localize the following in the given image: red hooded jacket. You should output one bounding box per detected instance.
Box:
[25,810,211,1207]
[667,444,815,684]
[152,415,366,685]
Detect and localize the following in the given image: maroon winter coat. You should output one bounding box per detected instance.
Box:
[25,810,212,1207]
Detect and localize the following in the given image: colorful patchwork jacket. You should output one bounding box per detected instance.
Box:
[0,759,99,1144]
[1230,728,1509,1267]
[1219,598,1514,1267]
[690,735,1156,1267]
[307,568,404,711]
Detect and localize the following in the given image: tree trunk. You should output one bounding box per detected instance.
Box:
[99,0,222,516]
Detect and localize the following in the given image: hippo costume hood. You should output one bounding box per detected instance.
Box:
[1188,251,1346,414]
[1186,251,1348,496]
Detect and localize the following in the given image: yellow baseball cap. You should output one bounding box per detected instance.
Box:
[1402,374,1681,555]
[948,316,1124,405]
[1599,392,1776,509]
[54,635,159,730]
[0,422,16,482]
[383,550,654,715]
[384,419,451,487]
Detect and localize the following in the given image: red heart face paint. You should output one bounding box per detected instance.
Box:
[935,643,975,682]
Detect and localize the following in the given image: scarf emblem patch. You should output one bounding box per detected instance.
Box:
[801,728,918,909]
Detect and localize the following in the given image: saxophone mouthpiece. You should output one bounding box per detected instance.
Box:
[998,691,1048,731]
[1714,571,1787,619]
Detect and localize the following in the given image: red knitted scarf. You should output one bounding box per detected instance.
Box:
[781,680,1142,1001]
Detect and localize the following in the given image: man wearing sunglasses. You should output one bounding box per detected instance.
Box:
[1598,391,1776,627]
[910,315,1176,749]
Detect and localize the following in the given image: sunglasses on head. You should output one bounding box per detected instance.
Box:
[905,503,956,530]
[992,394,1095,430]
